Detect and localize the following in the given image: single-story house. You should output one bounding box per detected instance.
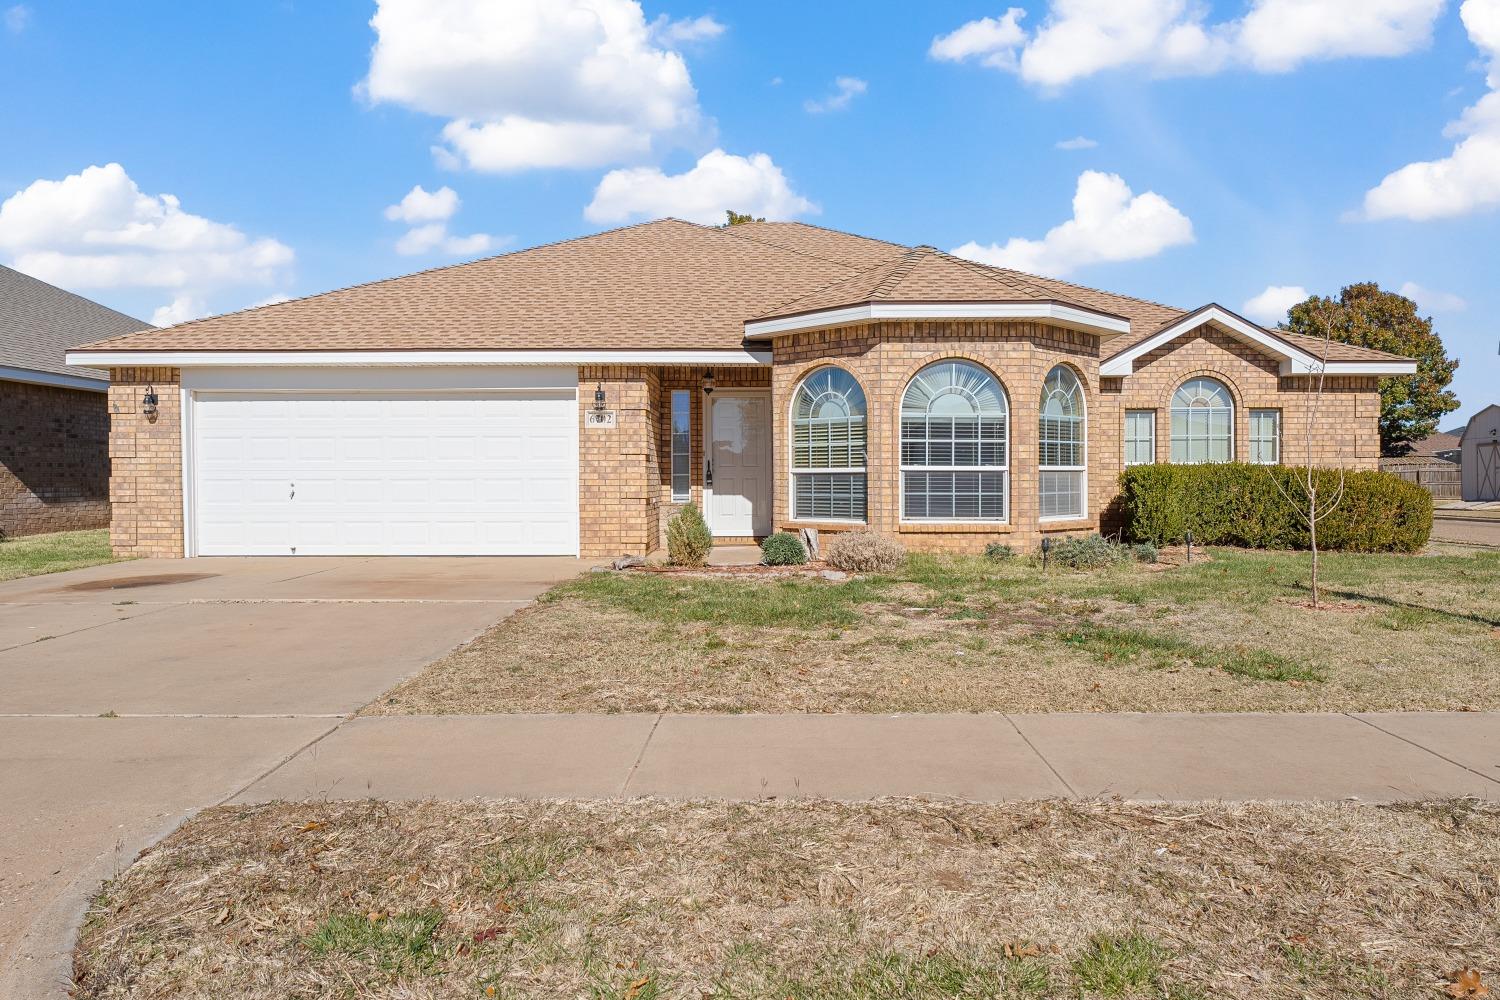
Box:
[1,265,149,537]
[65,219,1417,559]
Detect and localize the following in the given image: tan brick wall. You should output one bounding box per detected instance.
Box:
[106,367,183,558]
[770,320,1104,554]
[578,365,661,559]
[0,379,110,537]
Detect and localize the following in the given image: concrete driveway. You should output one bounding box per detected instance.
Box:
[0,555,579,995]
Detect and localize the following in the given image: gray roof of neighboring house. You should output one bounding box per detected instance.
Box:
[0,265,151,383]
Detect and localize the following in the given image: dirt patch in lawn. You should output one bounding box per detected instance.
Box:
[369,547,1500,714]
[74,798,1499,1000]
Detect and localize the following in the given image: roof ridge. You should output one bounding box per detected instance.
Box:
[929,248,1097,305]
[713,220,903,271]
[75,217,702,350]
[746,243,915,318]
[740,219,908,250]
[976,259,1186,316]
[868,247,931,299]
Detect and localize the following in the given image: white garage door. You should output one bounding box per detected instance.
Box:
[191,391,578,555]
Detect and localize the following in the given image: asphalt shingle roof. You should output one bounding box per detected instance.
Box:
[70,220,1410,368]
[1,265,149,381]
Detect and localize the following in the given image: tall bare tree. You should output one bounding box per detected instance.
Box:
[1269,303,1348,609]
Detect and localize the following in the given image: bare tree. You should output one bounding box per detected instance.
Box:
[1269,303,1348,608]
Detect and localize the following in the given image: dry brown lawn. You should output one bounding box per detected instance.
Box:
[74,798,1499,999]
[368,547,1500,715]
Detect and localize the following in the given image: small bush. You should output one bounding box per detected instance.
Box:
[983,542,1015,562]
[666,503,713,567]
[760,532,808,566]
[826,531,906,573]
[1118,463,1431,552]
[1129,541,1159,564]
[1046,534,1127,569]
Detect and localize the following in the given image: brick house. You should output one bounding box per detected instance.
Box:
[65,220,1415,559]
[1,265,149,537]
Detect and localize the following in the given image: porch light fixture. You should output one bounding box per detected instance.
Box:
[593,382,606,412]
[701,368,716,395]
[142,386,159,419]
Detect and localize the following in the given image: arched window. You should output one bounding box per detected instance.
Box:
[1170,377,1234,463]
[1039,365,1086,519]
[900,360,1008,521]
[790,367,866,521]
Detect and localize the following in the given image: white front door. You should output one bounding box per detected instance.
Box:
[706,392,772,537]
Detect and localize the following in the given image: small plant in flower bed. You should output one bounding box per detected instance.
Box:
[984,542,1015,562]
[666,503,713,567]
[826,531,907,573]
[1044,534,1156,569]
[760,532,808,566]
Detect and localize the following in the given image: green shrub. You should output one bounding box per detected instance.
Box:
[1046,534,1128,569]
[666,503,713,566]
[983,542,1015,562]
[1118,463,1431,553]
[1129,541,1159,564]
[760,531,808,566]
[827,531,907,573]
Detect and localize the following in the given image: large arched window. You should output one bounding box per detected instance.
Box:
[900,360,1008,521]
[790,367,867,521]
[1170,377,1234,463]
[1039,365,1086,519]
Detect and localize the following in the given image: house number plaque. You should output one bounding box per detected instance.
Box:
[585,409,617,428]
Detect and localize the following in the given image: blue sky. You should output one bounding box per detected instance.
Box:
[1,0,1495,423]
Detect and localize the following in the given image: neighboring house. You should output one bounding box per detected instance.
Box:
[1459,404,1500,502]
[66,220,1416,559]
[1399,430,1463,464]
[1,265,150,538]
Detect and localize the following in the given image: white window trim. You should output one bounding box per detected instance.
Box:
[669,389,692,502]
[1124,409,1156,467]
[1249,408,1281,465]
[897,362,1011,524]
[788,370,868,525]
[1169,379,1236,464]
[1039,367,1088,521]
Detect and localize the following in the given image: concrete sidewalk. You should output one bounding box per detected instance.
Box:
[239,711,1500,805]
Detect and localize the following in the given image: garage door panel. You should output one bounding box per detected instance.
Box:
[192,389,579,556]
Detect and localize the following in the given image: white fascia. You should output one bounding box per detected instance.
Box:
[66,348,772,368]
[744,302,1131,340]
[0,365,108,392]
[1098,305,1417,377]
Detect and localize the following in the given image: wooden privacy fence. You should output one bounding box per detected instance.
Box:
[1381,462,1462,500]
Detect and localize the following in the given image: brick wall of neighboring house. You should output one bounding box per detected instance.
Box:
[106,367,183,557]
[0,379,110,537]
[770,319,1104,554]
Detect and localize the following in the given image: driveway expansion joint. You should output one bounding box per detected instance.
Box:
[620,713,664,795]
[1004,714,1080,799]
[1345,712,1500,787]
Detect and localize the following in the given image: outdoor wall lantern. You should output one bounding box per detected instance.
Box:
[142,386,159,420]
[593,382,607,412]
[701,368,716,395]
[1040,535,1052,571]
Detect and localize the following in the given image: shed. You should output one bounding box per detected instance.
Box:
[1460,404,1500,501]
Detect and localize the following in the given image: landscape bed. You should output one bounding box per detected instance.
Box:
[73,798,1498,999]
[369,546,1500,715]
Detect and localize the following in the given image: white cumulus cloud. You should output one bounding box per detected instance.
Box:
[584,149,817,226]
[950,171,1193,277]
[649,13,725,46]
[361,0,706,173]
[383,184,497,257]
[1399,281,1468,312]
[1358,0,1500,221]
[1056,136,1098,150]
[0,163,294,322]
[1242,285,1309,325]
[931,0,1443,88]
[804,76,868,114]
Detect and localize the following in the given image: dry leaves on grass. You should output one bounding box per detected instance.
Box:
[74,798,1500,1000]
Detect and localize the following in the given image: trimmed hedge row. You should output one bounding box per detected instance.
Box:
[1117,463,1432,553]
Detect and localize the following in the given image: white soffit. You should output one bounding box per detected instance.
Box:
[0,365,108,392]
[67,348,772,368]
